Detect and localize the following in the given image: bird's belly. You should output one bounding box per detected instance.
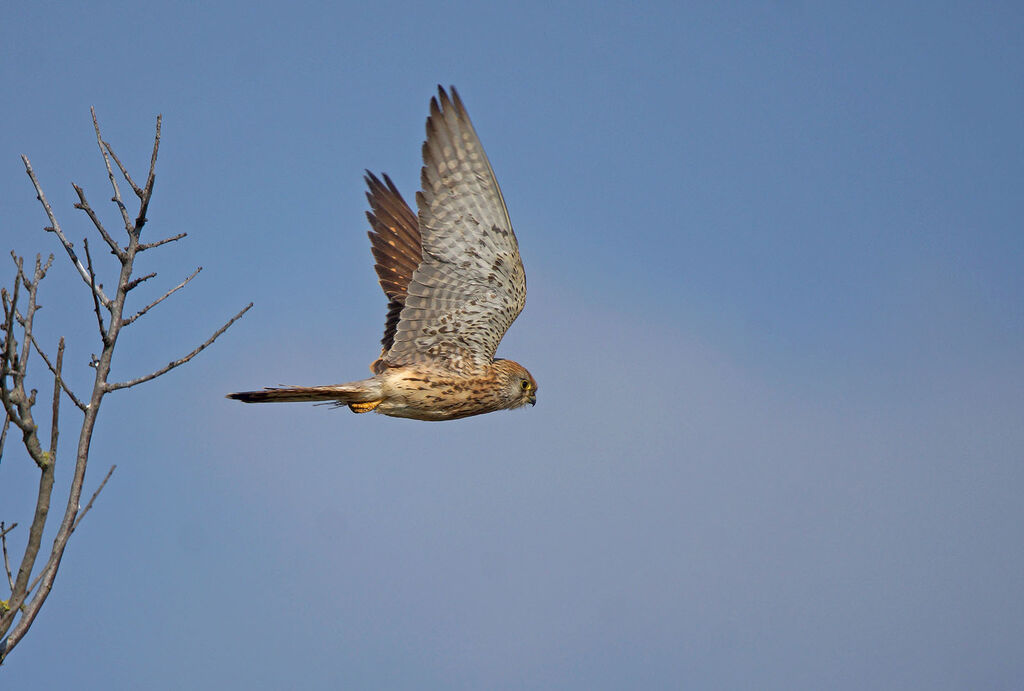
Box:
[375,399,486,421]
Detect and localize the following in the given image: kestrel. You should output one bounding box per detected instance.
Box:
[228,86,536,420]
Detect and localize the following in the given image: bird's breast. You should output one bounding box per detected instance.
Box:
[376,367,504,421]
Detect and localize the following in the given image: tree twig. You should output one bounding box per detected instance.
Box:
[82,239,106,341]
[70,464,116,533]
[27,335,86,413]
[49,338,63,456]
[136,115,161,232]
[1,522,15,592]
[91,108,131,234]
[18,255,54,376]
[20,158,111,308]
[107,302,252,391]
[124,272,156,292]
[122,267,200,326]
[138,232,187,252]
[100,139,142,197]
[0,411,9,462]
[72,184,124,261]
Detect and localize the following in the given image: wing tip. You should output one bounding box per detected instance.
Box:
[432,84,465,117]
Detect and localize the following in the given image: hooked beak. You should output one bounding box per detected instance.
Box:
[528,394,536,406]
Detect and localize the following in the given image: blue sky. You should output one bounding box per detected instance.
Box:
[2,1,1022,688]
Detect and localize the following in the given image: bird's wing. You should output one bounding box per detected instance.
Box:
[383,86,526,373]
[365,171,422,360]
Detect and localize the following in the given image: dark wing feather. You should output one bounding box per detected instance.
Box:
[384,86,526,373]
[364,171,422,358]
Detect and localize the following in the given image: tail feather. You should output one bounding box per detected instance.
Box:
[227,383,378,404]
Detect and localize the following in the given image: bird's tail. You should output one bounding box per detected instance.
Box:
[227,380,381,404]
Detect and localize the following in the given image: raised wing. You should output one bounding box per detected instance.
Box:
[365,171,421,361]
[383,86,526,373]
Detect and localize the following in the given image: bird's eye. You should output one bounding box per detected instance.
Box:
[520,379,531,391]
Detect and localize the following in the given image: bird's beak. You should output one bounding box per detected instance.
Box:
[528,394,536,406]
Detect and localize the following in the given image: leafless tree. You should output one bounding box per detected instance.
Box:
[0,111,250,663]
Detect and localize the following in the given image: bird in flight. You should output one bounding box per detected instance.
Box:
[228,86,536,420]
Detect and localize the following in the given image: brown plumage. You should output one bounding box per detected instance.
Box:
[364,170,420,369]
[227,86,536,421]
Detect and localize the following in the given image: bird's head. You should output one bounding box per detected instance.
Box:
[493,359,537,409]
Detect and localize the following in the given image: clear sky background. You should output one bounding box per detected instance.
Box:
[2,1,1022,688]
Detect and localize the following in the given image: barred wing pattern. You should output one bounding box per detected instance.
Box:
[384,87,526,373]
[365,171,422,360]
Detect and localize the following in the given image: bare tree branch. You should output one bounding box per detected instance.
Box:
[82,238,107,342]
[100,140,143,198]
[99,111,161,234]
[17,457,109,612]
[1,254,53,469]
[1,409,9,461]
[0,523,15,592]
[138,232,187,252]
[49,338,63,456]
[0,253,58,640]
[1,111,248,664]
[123,266,200,327]
[70,464,116,533]
[124,272,156,292]
[72,184,124,260]
[91,108,132,233]
[27,335,86,413]
[107,302,252,391]
[136,115,161,232]
[20,157,112,309]
[2,429,55,629]
[2,281,18,382]
[15,255,54,377]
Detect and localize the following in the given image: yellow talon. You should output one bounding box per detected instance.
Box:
[348,400,383,414]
